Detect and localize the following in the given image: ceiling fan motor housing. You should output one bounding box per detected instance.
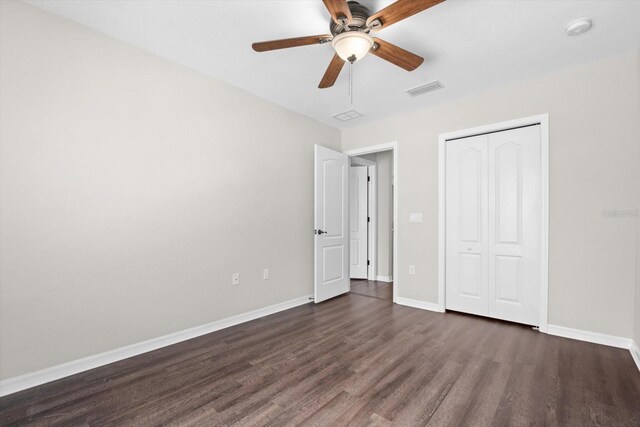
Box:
[330,1,371,35]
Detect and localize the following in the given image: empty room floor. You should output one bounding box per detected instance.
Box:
[350,279,393,301]
[1,292,639,426]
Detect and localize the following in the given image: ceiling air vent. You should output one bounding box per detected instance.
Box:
[332,109,362,122]
[406,80,444,97]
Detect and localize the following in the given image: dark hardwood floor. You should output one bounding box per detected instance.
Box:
[1,286,639,426]
[350,279,393,301]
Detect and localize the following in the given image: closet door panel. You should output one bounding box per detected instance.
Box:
[488,126,541,325]
[445,135,489,316]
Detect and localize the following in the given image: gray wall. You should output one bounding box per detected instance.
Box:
[355,152,394,280]
[0,1,341,379]
[635,48,640,348]
[375,151,394,280]
[343,52,640,338]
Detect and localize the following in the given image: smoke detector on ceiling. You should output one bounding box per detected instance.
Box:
[406,80,444,97]
[565,18,592,36]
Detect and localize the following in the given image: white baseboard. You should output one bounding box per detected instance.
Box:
[631,341,640,372]
[376,275,393,283]
[395,297,445,313]
[0,294,312,397]
[546,324,632,349]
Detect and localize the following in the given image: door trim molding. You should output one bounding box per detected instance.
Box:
[438,114,550,332]
[367,165,377,281]
[344,141,398,303]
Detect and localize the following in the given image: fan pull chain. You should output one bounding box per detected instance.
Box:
[349,62,353,105]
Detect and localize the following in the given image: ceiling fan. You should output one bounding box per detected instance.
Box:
[252,0,445,89]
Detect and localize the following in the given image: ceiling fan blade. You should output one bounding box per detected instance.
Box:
[319,54,345,89]
[323,0,353,24]
[370,38,424,71]
[252,35,332,52]
[367,0,445,30]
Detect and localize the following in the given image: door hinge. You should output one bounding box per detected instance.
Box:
[367,260,370,266]
[367,217,370,222]
[367,176,371,182]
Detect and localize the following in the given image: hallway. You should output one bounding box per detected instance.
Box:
[350,279,393,301]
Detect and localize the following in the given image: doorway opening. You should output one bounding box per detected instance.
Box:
[312,142,398,304]
[347,148,394,302]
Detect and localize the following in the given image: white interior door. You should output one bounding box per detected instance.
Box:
[314,145,350,303]
[445,126,541,326]
[349,166,368,279]
[445,134,489,316]
[487,126,541,325]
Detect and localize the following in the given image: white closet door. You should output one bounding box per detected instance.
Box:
[487,126,541,325]
[445,125,542,326]
[445,135,489,317]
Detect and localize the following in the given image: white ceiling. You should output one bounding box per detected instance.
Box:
[26,0,640,129]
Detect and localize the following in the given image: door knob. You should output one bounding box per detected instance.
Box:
[316,229,327,235]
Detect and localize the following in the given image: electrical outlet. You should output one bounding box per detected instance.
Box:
[409,265,415,275]
[232,273,239,286]
[263,268,269,280]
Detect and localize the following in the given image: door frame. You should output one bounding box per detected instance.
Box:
[350,156,377,281]
[344,142,398,303]
[438,114,549,332]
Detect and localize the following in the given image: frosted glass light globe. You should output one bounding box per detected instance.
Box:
[331,32,374,63]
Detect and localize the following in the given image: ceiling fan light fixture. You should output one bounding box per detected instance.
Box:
[331,32,374,63]
[252,0,443,89]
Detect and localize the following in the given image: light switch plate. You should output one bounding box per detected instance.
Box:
[409,213,423,223]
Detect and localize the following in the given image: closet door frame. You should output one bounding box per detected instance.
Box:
[438,114,549,333]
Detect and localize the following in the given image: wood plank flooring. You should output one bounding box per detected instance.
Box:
[349,279,393,301]
[1,283,639,426]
